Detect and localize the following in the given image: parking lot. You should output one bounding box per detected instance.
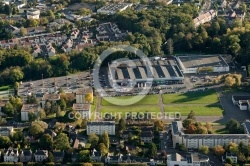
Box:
[18,71,92,97]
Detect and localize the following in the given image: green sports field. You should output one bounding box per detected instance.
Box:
[164,105,223,116]
[162,90,219,104]
[102,95,159,106]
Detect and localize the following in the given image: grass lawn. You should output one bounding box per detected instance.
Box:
[0,85,12,91]
[164,105,223,116]
[100,105,161,118]
[90,97,97,120]
[101,95,159,106]
[162,90,219,104]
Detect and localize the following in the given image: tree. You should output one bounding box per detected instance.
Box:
[179,143,187,151]
[101,131,110,149]
[88,133,99,147]
[28,110,38,122]
[58,98,66,111]
[44,101,51,115]
[238,152,246,162]
[54,133,70,150]
[199,145,209,154]
[187,110,195,120]
[226,119,243,134]
[9,67,24,83]
[47,10,55,20]
[187,123,197,134]
[40,134,53,151]
[225,76,236,87]
[29,124,45,137]
[85,93,93,103]
[183,118,195,128]
[118,118,126,132]
[0,136,11,148]
[11,130,23,142]
[148,143,157,158]
[2,102,14,116]
[166,38,174,55]
[78,150,90,162]
[48,152,54,162]
[20,27,27,36]
[213,145,225,156]
[26,94,38,104]
[225,158,233,164]
[13,82,19,96]
[227,142,238,154]
[154,119,164,131]
[99,143,108,156]
[81,118,88,129]
[38,109,46,120]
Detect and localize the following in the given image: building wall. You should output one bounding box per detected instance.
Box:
[87,124,116,135]
[183,137,249,149]
[76,94,85,104]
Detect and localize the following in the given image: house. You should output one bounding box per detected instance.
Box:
[0,126,13,136]
[140,131,154,143]
[62,39,73,53]
[69,133,79,149]
[91,149,102,162]
[87,121,116,135]
[21,104,41,121]
[76,87,93,104]
[46,43,56,56]
[53,151,64,163]
[32,44,42,57]
[97,3,132,15]
[4,25,20,35]
[70,29,80,39]
[26,9,40,19]
[232,95,250,110]
[44,129,57,137]
[222,153,237,164]
[193,10,217,27]
[34,150,48,162]
[4,149,19,162]
[19,150,33,163]
[72,103,90,119]
[167,153,210,166]
[41,94,60,108]
[105,155,123,163]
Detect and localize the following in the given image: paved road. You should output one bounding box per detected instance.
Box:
[216,90,250,123]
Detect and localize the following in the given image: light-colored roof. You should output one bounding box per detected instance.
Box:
[42,94,60,101]
[73,103,90,110]
[21,104,40,112]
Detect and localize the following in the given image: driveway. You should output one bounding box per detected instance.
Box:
[216,91,250,123]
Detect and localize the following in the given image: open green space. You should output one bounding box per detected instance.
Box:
[100,105,161,118]
[162,90,219,104]
[164,105,223,116]
[101,95,159,106]
[0,85,13,91]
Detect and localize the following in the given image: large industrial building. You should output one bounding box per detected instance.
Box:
[176,55,229,74]
[108,57,184,87]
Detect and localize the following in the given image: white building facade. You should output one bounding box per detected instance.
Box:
[87,121,116,135]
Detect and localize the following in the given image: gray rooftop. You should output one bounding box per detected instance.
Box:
[172,121,183,135]
[178,55,229,68]
[183,134,250,139]
[110,57,184,81]
[87,121,115,126]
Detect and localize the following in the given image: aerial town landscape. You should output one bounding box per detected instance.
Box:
[0,0,250,165]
